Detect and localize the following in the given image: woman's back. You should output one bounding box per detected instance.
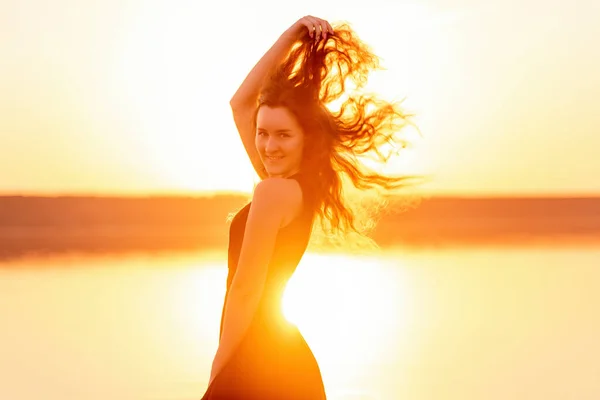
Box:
[204,172,327,400]
[223,172,316,327]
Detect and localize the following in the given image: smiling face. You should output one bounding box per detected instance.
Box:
[255,106,305,178]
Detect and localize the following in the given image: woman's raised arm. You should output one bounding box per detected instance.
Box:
[229,16,333,179]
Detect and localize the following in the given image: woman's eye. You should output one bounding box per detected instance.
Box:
[257,131,289,138]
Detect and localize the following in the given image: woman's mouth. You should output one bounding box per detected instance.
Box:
[266,156,284,162]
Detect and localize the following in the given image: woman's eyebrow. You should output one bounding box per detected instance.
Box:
[257,127,292,133]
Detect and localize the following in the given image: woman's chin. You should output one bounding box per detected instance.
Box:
[266,170,284,178]
[266,166,291,178]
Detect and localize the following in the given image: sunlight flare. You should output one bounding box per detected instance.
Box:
[282,253,414,369]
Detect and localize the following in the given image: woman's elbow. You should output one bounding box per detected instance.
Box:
[229,95,254,112]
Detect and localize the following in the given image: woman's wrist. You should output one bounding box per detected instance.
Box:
[280,25,302,44]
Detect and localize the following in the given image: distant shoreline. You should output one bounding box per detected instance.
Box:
[1,195,599,261]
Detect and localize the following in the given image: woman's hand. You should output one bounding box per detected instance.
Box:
[284,15,334,43]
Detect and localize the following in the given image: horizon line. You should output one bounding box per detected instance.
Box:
[1,190,599,200]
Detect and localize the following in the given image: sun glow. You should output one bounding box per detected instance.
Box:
[112,2,257,194]
[282,253,415,371]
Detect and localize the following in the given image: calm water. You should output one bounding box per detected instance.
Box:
[1,245,599,400]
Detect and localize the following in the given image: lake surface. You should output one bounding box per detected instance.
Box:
[1,244,599,400]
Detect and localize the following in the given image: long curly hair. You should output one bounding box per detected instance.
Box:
[255,23,426,247]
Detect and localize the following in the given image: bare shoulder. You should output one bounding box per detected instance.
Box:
[252,177,303,220]
[253,177,302,207]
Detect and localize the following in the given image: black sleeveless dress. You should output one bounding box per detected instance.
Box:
[201,172,327,400]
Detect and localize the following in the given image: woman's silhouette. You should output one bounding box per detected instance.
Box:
[201,15,420,399]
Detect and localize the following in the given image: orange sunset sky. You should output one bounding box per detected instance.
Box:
[1,0,599,197]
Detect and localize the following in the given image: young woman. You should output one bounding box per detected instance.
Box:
[201,15,420,400]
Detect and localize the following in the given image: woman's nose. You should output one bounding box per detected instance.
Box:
[265,137,279,152]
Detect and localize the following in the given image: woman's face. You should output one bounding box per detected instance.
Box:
[255,106,305,178]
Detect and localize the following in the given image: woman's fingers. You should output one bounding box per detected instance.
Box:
[317,18,334,41]
[299,16,313,37]
[300,15,333,42]
[304,15,320,39]
[325,21,334,35]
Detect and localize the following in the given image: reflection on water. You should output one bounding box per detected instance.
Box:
[1,246,599,400]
